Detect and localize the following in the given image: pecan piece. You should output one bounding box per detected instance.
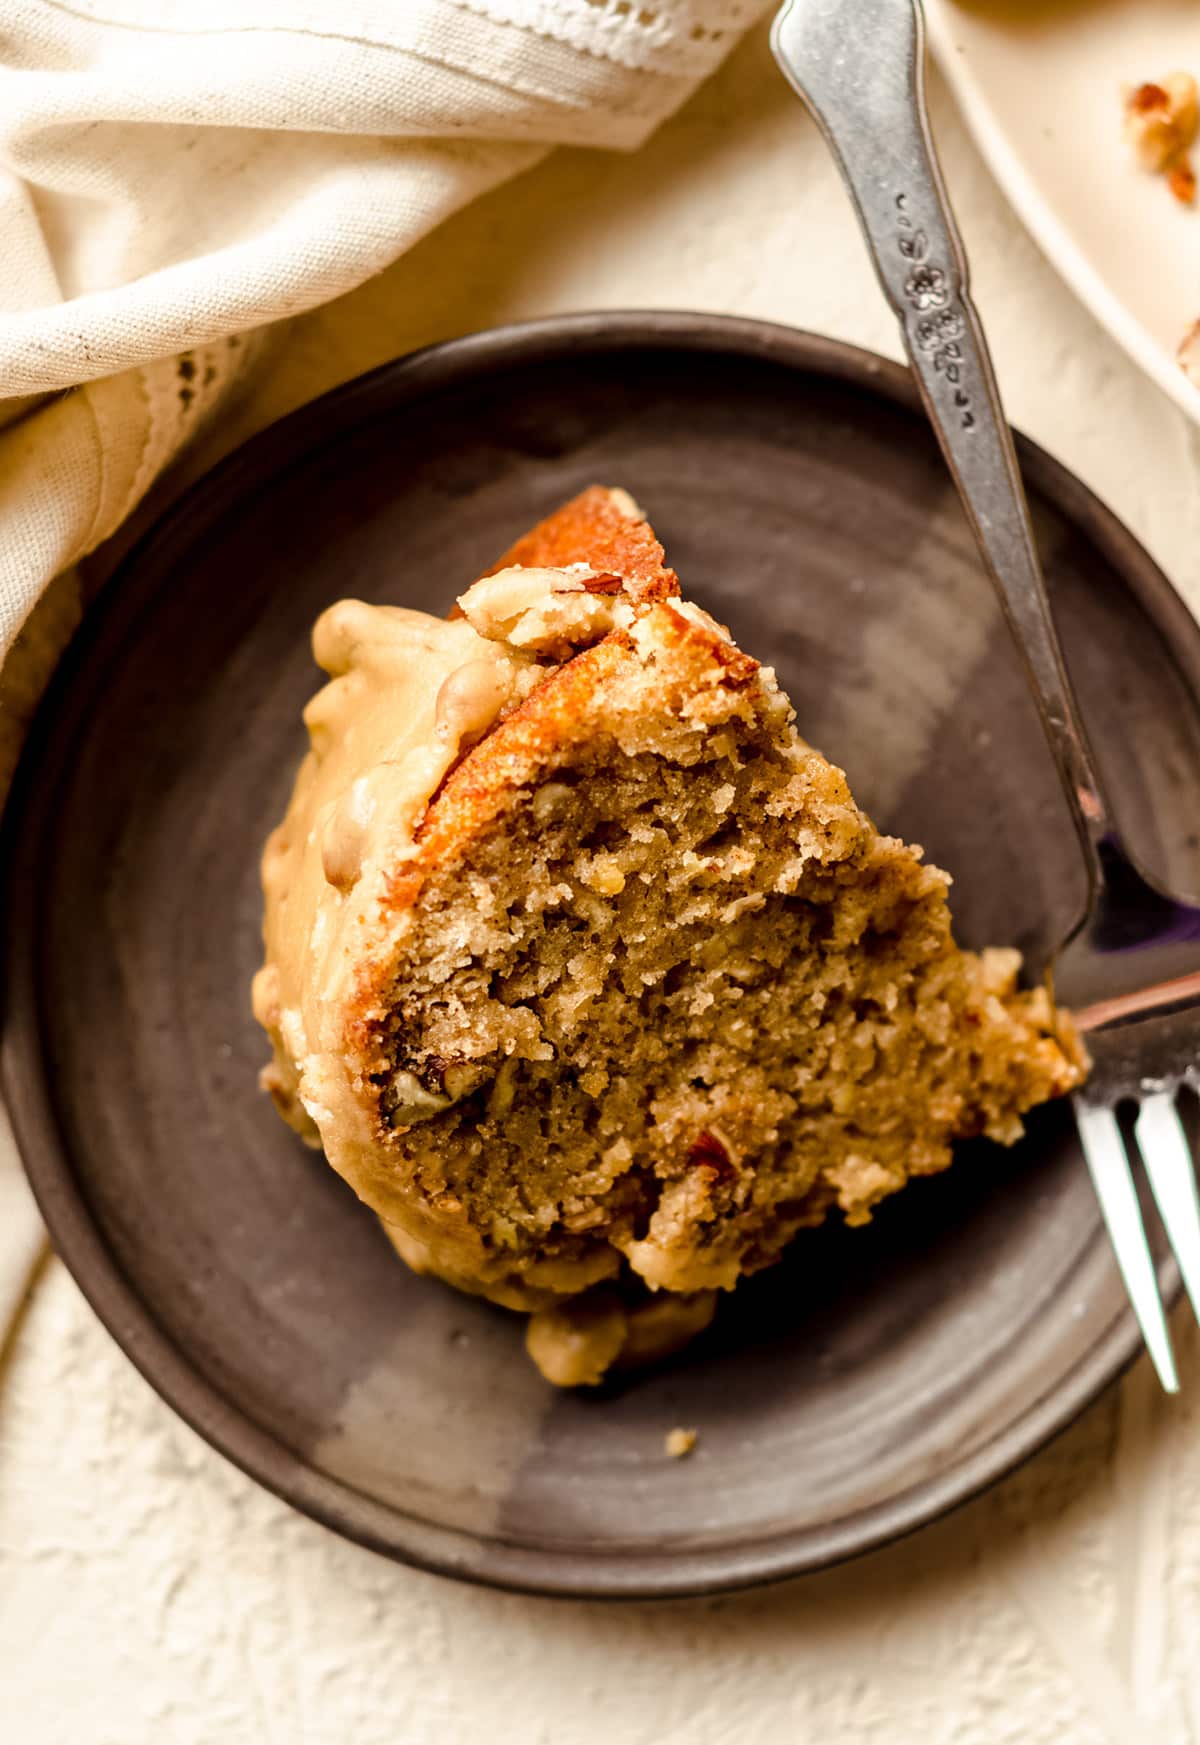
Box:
[550,569,625,596]
[1123,72,1198,174]
[1170,160,1197,205]
[686,1129,736,1181]
[1130,81,1169,116]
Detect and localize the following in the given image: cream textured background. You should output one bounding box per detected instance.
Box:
[4,19,1200,1744]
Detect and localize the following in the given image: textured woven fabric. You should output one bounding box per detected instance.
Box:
[0,0,766,659]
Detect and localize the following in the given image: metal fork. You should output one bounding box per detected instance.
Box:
[772,0,1200,1390]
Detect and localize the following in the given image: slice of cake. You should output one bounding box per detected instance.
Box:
[254,486,1084,1385]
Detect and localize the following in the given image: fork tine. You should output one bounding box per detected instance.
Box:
[1134,1091,1200,1327]
[1074,1096,1179,1394]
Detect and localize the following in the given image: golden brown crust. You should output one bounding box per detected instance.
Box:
[485,485,679,599]
[398,625,752,890]
[382,634,634,913]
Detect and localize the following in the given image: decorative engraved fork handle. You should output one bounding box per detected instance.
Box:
[771,0,1112,890]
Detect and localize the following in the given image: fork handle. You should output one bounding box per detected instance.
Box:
[771,0,1111,887]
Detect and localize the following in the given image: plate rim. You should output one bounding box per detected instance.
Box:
[926,1,1200,428]
[0,309,1187,1599]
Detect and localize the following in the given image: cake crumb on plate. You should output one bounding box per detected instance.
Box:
[665,1427,698,1459]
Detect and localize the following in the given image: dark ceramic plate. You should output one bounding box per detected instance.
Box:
[3,314,1196,1598]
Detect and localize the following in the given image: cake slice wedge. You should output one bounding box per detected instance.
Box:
[255,486,1084,1385]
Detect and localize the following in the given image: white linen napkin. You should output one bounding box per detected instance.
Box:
[0,0,769,1345]
[0,0,769,660]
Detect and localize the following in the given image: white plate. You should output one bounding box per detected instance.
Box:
[926,0,1200,423]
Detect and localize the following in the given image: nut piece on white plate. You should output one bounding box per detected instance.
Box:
[1123,72,1198,202]
[1179,319,1200,388]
